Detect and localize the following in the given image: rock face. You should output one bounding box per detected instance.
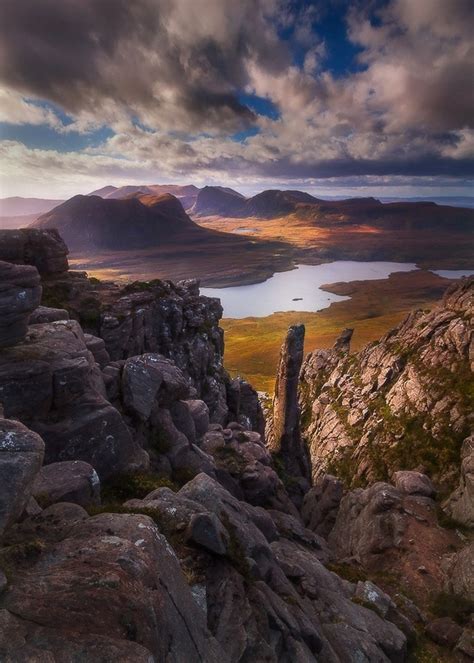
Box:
[0,319,147,479]
[444,435,474,526]
[0,510,224,661]
[268,325,310,487]
[0,228,69,275]
[300,277,474,491]
[0,418,44,536]
[0,261,42,347]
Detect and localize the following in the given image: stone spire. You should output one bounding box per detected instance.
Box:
[268,324,311,485]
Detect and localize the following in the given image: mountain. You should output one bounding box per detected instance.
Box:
[190,185,246,216]
[90,183,201,210]
[0,196,64,216]
[31,193,201,251]
[191,186,474,232]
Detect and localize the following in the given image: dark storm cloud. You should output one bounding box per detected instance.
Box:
[0,0,287,132]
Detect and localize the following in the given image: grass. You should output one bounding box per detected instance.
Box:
[101,471,178,503]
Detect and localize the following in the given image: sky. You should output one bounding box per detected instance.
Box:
[0,0,473,199]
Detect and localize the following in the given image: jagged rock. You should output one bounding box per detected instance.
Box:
[184,399,210,439]
[425,617,463,648]
[328,479,461,603]
[302,473,344,537]
[84,333,110,367]
[445,542,474,600]
[0,261,42,348]
[0,512,224,661]
[333,327,353,353]
[0,418,44,536]
[228,377,266,435]
[30,305,70,324]
[122,353,189,420]
[32,460,100,508]
[268,324,310,489]
[456,628,474,658]
[0,228,69,275]
[0,319,147,479]
[300,277,474,490]
[444,435,474,526]
[392,470,436,497]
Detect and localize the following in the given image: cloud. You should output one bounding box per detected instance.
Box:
[0,0,473,197]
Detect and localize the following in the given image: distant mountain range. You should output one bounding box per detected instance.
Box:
[191,186,474,231]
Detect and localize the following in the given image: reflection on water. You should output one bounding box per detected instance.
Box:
[201,261,419,318]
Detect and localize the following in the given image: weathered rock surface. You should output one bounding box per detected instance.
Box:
[32,460,100,508]
[300,277,474,491]
[0,319,147,478]
[0,228,69,275]
[444,435,474,526]
[328,478,463,603]
[445,542,474,600]
[267,324,311,494]
[302,473,344,537]
[29,305,70,324]
[0,418,44,536]
[0,510,224,661]
[0,261,42,348]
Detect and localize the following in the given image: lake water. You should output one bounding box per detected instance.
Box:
[201,261,420,318]
[432,269,474,279]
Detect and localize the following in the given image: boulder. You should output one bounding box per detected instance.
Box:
[392,471,436,498]
[0,261,42,348]
[32,460,100,508]
[425,617,463,648]
[185,512,228,555]
[0,228,69,275]
[0,418,44,536]
[30,306,70,324]
[122,353,189,420]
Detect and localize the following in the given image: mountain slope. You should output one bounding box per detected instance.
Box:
[90,183,201,210]
[31,193,201,251]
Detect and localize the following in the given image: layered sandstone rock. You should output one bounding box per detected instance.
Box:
[0,418,44,536]
[300,277,474,491]
[0,261,42,348]
[0,228,69,275]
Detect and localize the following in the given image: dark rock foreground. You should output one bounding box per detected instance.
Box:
[0,229,472,661]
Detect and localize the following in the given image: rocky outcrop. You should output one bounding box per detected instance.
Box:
[302,473,344,537]
[0,261,42,347]
[327,477,462,603]
[300,277,474,491]
[268,325,310,494]
[444,435,474,526]
[0,418,44,536]
[0,318,147,479]
[0,508,224,661]
[0,228,69,275]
